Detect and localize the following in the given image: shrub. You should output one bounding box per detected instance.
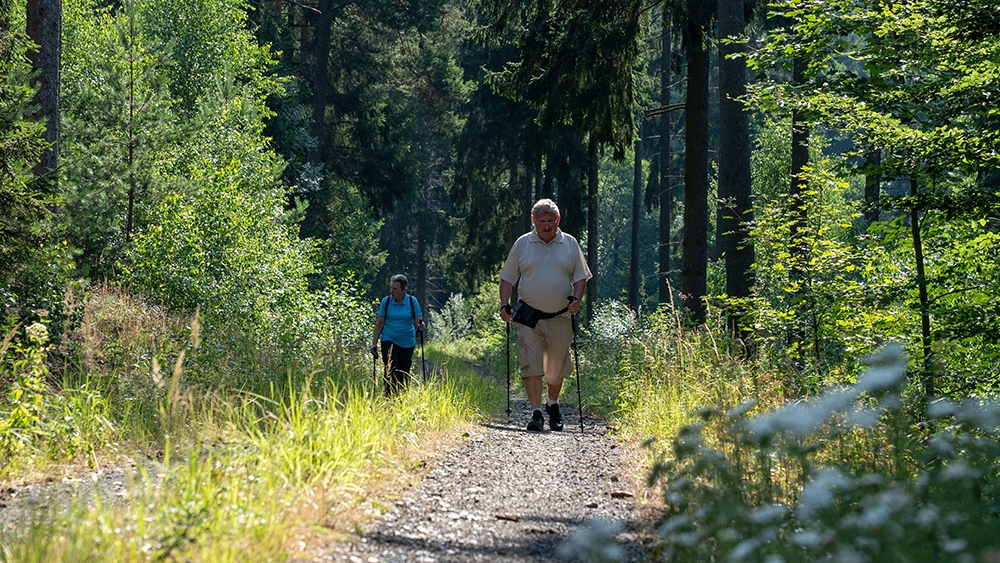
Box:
[648,344,1000,563]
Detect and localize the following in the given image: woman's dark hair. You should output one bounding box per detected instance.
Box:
[390,274,408,290]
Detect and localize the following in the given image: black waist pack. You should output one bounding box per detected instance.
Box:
[512,300,568,329]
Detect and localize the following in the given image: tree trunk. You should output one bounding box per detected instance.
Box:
[788,55,810,367]
[659,22,673,306]
[416,215,428,315]
[629,124,642,311]
[681,9,710,324]
[586,133,599,323]
[790,56,809,266]
[308,0,334,166]
[909,178,933,400]
[523,134,534,233]
[718,0,754,339]
[26,0,60,179]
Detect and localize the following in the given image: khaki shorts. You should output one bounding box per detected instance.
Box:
[514,316,573,386]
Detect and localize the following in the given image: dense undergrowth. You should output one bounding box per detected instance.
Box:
[0,284,503,562]
[435,292,1000,563]
[4,279,1000,562]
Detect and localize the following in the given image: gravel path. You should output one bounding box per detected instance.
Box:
[321,365,656,563]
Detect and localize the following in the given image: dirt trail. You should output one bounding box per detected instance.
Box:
[320,366,656,563]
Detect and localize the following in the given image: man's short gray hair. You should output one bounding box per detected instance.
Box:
[390,274,408,289]
[531,198,560,219]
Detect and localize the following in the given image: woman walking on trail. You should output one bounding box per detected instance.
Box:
[499,199,591,431]
[371,274,425,396]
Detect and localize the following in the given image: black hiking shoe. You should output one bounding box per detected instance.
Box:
[546,403,563,431]
[526,410,544,431]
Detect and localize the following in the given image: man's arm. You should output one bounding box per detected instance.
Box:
[499,279,514,322]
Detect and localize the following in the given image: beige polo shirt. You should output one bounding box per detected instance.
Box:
[500,229,592,314]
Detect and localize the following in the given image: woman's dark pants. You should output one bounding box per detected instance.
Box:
[380,340,414,397]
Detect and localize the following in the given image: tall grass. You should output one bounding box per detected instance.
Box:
[0,287,503,561]
[569,301,1000,562]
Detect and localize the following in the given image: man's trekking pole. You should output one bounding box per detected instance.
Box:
[571,314,583,431]
[505,321,511,423]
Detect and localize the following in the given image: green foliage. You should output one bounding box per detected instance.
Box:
[747,156,907,388]
[649,345,1000,563]
[138,0,280,114]
[0,323,51,462]
[316,178,387,283]
[0,0,54,306]
[0,340,498,561]
[60,0,179,277]
[595,153,662,310]
[122,168,316,341]
[428,292,471,343]
[58,0,284,280]
[479,0,645,160]
[0,322,104,476]
[746,0,1000,393]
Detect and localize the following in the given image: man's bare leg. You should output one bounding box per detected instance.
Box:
[523,376,543,409]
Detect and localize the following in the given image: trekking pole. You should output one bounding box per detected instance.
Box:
[572,314,583,431]
[372,345,378,396]
[505,321,511,423]
[419,328,426,382]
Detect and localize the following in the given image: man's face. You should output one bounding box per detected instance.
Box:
[534,212,559,240]
[389,281,404,300]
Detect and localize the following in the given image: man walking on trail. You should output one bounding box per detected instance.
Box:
[499,199,591,431]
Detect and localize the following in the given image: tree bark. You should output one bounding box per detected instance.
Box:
[790,56,809,266]
[681,6,710,324]
[718,0,754,338]
[909,178,933,400]
[523,133,534,234]
[629,124,642,311]
[659,21,673,306]
[26,0,60,179]
[586,132,599,323]
[308,0,334,166]
[787,55,810,368]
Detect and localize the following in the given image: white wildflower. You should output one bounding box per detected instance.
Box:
[927,399,959,419]
[672,532,701,547]
[730,538,761,561]
[916,506,939,527]
[834,545,868,563]
[943,539,968,553]
[941,461,977,481]
[846,407,882,429]
[558,518,625,562]
[746,345,906,440]
[798,468,849,521]
[748,504,788,525]
[927,434,956,457]
[658,514,689,536]
[791,530,823,548]
[856,488,910,530]
[727,400,759,419]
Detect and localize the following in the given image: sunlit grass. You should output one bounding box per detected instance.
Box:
[1,313,503,561]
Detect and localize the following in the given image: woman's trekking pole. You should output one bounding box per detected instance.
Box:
[505,321,511,423]
[419,329,426,382]
[571,314,583,432]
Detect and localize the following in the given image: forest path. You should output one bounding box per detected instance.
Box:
[316,363,657,563]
